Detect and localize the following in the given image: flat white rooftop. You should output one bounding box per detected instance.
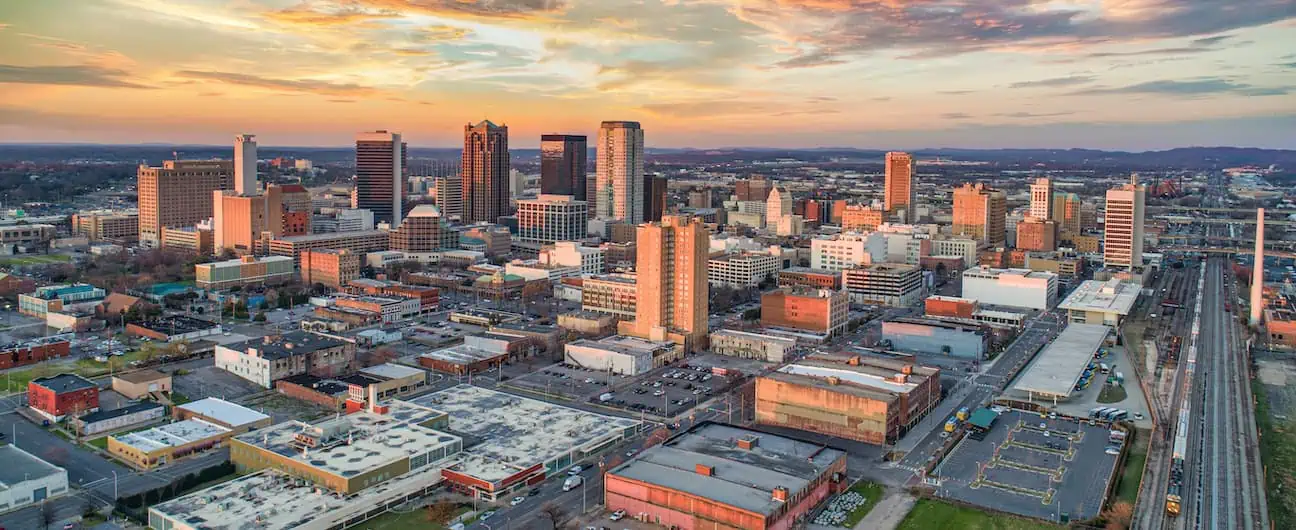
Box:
[420,345,507,364]
[710,329,797,346]
[233,401,459,478]
[1058,278,1140,315]
[1012,323,1112,398]
[360,363,425,381]
[114,419,230,453]
[177,397,270,429]
[409,385,639,483]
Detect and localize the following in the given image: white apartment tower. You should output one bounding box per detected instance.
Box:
[766,186,792,227]
[1103,175,1146,269]
[596,121,645,223]
[1029,177,1053,220]
[234,134,257,195]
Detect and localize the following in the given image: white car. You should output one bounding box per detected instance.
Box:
[481,511,495,520]
[568,465,583,475]
[610,510,626,521]
[511,496,525,506]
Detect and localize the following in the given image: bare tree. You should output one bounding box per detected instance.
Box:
[41,500,57,528]
[538,501,568,530]
[1103,500,1134,530]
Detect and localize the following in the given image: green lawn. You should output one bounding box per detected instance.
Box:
[357,506,468,530]
[1254,381,1296,530]
[170,391,192,405]
[0,254,70,266]
[86,436,109,450]
[897,499,1061,530]
[1116,430,1149,504]
[841,481,885,527]
[1097,384,1127,404]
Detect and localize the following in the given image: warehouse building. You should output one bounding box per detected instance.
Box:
[174,397,272,433]
[761,287,849,338]
[0,446,69,514]
[605,422,847,530]
[557,310,618,338]
[418,344,510,375]
[111,369,172,399]
[881,318,988,359]
[756,353,941,445]
[564,335,678,375]
[108,418,233,469]
[73,402,166,436]
[961,266,1058,310]
[709,329,797,363]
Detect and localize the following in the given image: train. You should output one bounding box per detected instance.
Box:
[1166,265,1205,517]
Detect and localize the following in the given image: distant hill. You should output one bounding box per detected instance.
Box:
[0,144,1290,169]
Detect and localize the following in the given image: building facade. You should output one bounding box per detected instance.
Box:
[777,267,842,290]
[1104,175,1146,269]
[195,255,294,290]
[268,230,390,265]
[709,329,796,363]
[73,210,139,242]
[301,249,361,289]
[1029,177,1053,220]
[137,160,233,246]
[884,152,915,221]
[619,216,709,352]
[595,121,644,223]
[842,264,923,307]
[810,233,875,272]
[841,204,884,232]
[881,318,987,359]
[389,205,458,252]
[761,288,849,338]
[516,195,588,245]
[1016,218,1058,251]
[29,373,100,422]
[462,121,511,224]
[540,134,588,199]
[215,331,356,388]
[355,130,407,226]
[952,183,1006,246]
[708,252,781,289]
[961,266,1058,310]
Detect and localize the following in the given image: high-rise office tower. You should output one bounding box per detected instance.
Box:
[643,174,667,222]
[618,215,710,352]
[1052,192,1083,236]
[540,134,587,200]
[137,160,233,247]
[1104,175,1146,269]
[595,121,644,223]
[1029,177,1053,221]
[766,186,792,227]
[884,151,916,221]
[234,134,257,195]
[517,194,589,245]
[952,183,1006,246]
[462,121,510,224]
[736,177,772,202]
[355,131,407,226]
[432,174,464,220]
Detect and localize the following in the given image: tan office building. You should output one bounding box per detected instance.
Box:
[1029,177,1053,220]
[73,211,139,242]
[841,204,884,232]
[1016,218,1058,252]
[137,160,233,247]
[618,215,709,352]
[1104,176,1146,269]
[952,183,1006,246]
[883,152,915,221]
[1052,192,1083,236]
[301,249,360,289]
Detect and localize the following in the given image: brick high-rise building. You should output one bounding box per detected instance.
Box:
[1016,218,1058,251]
[884,152,915,221]
[137,160,233,247]
[540,134,587,200]
[643,174,667,222]
[595,121,644,223]
[619,215,709,352]
[1052,192,1082,237]
[952,182,1006,246]
[462,121,510,224]
[1104,175,1146,269]
[841,204,884,232]
[389,205,457,252]
[355,131,407,226]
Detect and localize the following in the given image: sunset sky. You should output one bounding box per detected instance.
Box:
[1,0,1294,149]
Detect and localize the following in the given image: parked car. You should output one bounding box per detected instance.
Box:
[511,497,525,506]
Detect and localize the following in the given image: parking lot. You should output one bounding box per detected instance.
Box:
[172,362,264,402]
[932,410,1121,523]
[1048,344,1154,429]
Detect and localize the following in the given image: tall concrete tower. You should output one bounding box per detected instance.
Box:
[1252,207,1265,326]
[234,134,257,195]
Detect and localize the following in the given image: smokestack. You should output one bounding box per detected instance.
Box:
[1252,207,1265,326]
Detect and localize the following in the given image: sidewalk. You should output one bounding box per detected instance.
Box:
[852,490,916,530]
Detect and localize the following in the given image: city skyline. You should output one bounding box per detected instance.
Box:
[1,1,1295,149]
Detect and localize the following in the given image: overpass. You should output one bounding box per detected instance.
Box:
[1154,246,1296,259]
[1156,216,1296,226]
[1154,234,1296,248]
[1148,205,1296,216]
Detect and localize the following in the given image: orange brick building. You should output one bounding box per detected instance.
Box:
[760,288,849,338]
[777,267,841,290]
[301,249,361,289]
[0,338,71,370]
[1016,218,1057,251]
[925,295,978,319]
[841,204,884,232]
[29,373,100,421]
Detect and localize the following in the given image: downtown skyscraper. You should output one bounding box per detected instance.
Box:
[619,215,710,352]
[1104,175,1146,269]
[884,151,915,222]
[540,134,588,200]
[355,131,407,226]
[462,121,511,224]
[595,121,644,223]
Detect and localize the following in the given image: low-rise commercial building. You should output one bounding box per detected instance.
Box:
[0,446,68,514]
[558,310,618,338]
[756,353,941,445]
[539,241,604,276]
[708,252,781,289]
[777,267,841,290]
[108,418,234,469]
[810,233,875,271]
[842,263,923,307]
[160,225,214,254]
[19,283,105,318]
[74,402,166,436]
[761,288,849,338]
[581,273,637,318]
[961,266,1058,310]
[564,335,678,375]
[1024,252,1084,278]
[29,373,99,422]
[300,249,361,289]
[174,397,273,433]
[195,255,294,290]
[111,369,172,399]
[329,294,420,323]
[0,336,71,370]
[1057,277,1140,328]
[215,331,356,388]
[268,230,390,266]
[418,345,509,375]
[881,318,988,359]
[125,316,220,342]
[925,295,977,319]
[347,278,441,313]
[73,210,139,242]
[605,422,847,530]
[709,329,796,363]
